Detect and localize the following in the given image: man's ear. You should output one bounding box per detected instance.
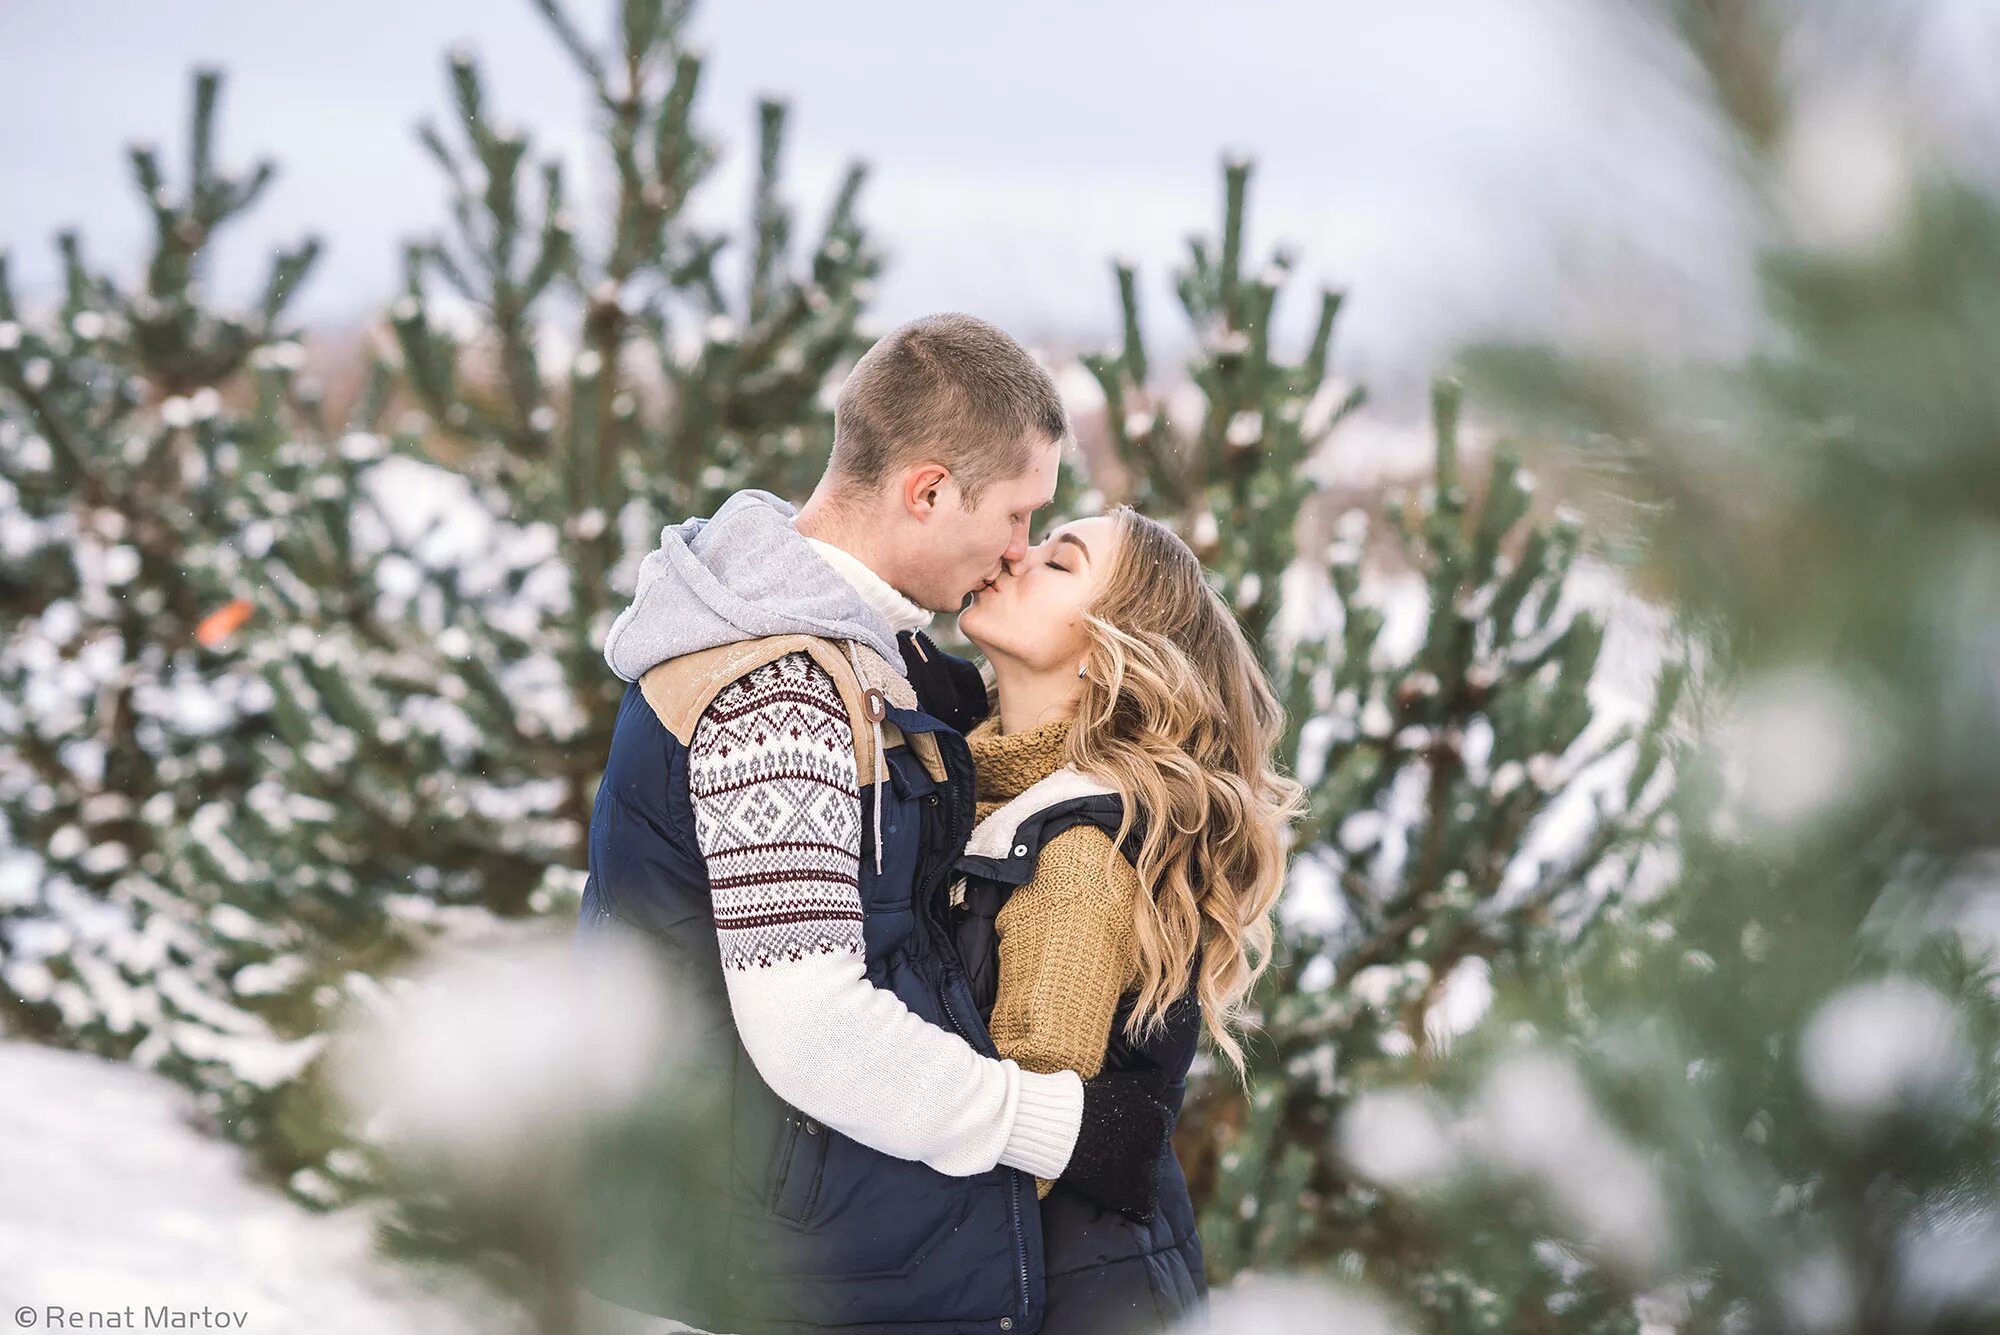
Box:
[902,462,951,518]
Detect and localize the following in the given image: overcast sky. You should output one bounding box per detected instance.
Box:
[4,1,1996,412]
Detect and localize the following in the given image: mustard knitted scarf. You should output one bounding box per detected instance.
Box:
[965,715,1072,822]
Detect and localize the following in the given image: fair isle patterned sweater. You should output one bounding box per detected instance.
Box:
[694,652,866,971]
[687,649,1082,1178]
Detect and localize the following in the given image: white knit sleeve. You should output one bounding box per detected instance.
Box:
[688,651,1082,1178]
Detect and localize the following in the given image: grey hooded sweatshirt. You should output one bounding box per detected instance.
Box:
[602,486,923,874]
[602,488,905,683]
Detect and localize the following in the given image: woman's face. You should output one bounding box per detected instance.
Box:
[958,514,1122,672]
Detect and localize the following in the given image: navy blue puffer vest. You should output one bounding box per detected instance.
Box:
[950,796,1209,1335]
[574,634,1048,1335]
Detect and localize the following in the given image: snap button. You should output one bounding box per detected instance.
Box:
[804,1119,820,1135]
[999,1321,1013,1331]
[1012,843,1029,857]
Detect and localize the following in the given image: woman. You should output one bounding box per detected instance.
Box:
[951,505,1305,1334]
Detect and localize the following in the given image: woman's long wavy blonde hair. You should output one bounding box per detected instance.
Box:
[1063,506,1305,1081]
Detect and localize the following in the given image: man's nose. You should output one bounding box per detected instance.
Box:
[1002,529,1030,565]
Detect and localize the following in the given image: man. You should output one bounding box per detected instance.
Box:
[576,314,1171,1335]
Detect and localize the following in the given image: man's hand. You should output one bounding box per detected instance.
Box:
[1062,1068,1173,1222]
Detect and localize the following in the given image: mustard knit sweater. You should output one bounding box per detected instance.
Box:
[966,715,1141,1200]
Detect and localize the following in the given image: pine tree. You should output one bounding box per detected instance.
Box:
[234,0,878,940]
[1082,158,1357,653]
[1072,160,1687,1289]
[0,0,877,1202]
[0,68,356,1161]
[1328,3,2000,1330]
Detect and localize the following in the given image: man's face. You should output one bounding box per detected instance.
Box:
[905,438,1061,613]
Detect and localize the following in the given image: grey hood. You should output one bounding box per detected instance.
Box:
[601,489,907,683]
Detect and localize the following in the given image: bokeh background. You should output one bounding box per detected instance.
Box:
[6,2,2000,1332]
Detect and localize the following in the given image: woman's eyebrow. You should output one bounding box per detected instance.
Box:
[1053,532,1091,562]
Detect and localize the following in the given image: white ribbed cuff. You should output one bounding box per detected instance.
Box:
[1000,1067,1084,1179]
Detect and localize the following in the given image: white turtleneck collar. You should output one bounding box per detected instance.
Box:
[800,533,935,636]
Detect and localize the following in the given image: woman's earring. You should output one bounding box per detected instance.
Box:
[1077,663,1087,679]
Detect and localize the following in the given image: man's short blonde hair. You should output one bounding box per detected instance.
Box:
[830,313,1069,507]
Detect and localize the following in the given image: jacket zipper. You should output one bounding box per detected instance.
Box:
[1009,1161,1029,1321]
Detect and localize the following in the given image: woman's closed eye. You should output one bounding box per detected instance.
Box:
[1046,557,1069,573]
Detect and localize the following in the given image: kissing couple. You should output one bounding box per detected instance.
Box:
[576,313,1300,1335]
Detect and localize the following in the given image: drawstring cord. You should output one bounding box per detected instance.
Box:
[847,640,887,876]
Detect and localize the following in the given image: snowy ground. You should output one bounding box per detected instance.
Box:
[0,1034,1407,1335]
[0,1040,532,1335]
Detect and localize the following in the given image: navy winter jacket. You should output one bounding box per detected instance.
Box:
[951,794,1209,1334]
[575,628,1051,1334]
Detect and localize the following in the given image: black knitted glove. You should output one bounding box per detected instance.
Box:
[1065,1068,1173,1222]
